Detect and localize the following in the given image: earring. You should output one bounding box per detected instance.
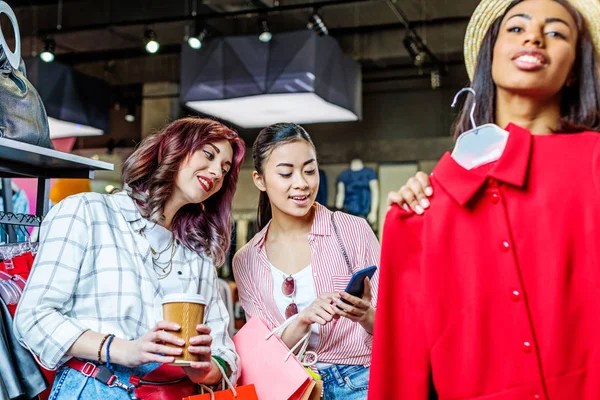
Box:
[200,202,206,212]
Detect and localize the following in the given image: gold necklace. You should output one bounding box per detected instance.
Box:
[154,240,177,280]
[139,227,177,279]
[140,227,174,256]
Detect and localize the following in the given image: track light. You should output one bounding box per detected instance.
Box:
[144,29,160,54]
[40,38,55,63]
[187,28,207,50]
[258,19,272,43]
[125,105,136,122]
[308,12,328,36]
[403,34,426,67]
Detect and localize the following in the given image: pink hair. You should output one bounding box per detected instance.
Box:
[122,117,245,266]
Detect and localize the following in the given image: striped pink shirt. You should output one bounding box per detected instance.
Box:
[232,203,380,366]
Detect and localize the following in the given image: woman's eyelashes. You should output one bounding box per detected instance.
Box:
[204,150,214,160]
[278,169,316,178]
[506,25,568,40]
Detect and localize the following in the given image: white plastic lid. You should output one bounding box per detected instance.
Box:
[161,293,206,305]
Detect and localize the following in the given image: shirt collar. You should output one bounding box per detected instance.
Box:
[253,202,332,249]
[112,191,146,230]
[434,123,533,206]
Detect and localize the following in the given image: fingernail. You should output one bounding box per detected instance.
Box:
[415,205,424,215]
[425,187,433,196]
[402,204,410,212]
[174,324,181,330]
[421,198,430,208]
[178,339,185,345]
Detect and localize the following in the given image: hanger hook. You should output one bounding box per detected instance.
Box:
[451,87,477,132]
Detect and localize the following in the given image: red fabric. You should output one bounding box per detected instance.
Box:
[370,124,600,400]
[1,253,52,399]
[130,364,197,400]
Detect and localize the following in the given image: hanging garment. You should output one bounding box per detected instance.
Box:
[370,124,600,400]
[0,298,47,400]
[337,168,376,217]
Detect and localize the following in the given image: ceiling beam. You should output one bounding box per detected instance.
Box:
[39,0,369,36]
[48,16,468,66]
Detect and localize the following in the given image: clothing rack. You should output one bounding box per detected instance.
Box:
[0,137,113,243]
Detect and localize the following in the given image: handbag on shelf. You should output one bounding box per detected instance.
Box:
[0,1,53,149]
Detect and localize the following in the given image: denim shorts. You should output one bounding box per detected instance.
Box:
[317,364,370,400]
[49,360,161,400]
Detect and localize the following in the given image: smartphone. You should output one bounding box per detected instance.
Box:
[341,265,377,303]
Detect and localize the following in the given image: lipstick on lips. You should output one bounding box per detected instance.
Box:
[197,175,214,192]
[512,49,548,71]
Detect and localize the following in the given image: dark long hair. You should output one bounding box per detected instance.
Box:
[453,0,600,138]
[253,123,316,231]
[122,117,245,266]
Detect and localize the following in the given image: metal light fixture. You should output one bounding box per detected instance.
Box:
[308,12,328,36]
[144,29,160,54]
[181,30,362,128]
[40,38,55,63]
[187,28,207,50]
[403,34,426,67]
[258,19,272,43]
[25,57,110,138]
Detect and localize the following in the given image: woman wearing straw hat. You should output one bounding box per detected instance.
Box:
[372,0,600,399]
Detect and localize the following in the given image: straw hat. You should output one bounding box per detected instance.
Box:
[464,0,600,80]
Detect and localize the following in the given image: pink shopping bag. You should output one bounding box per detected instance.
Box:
[232,317,313,400]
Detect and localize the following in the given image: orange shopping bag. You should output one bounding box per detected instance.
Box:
[182,384,258,400]
[182,361,258,400]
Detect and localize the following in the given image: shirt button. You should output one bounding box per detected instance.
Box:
[523,341,532,353]
[487,178,499,187]
[501,241,510,252]
[491,192,500,204]
[511,290,520,302]
[533,394,541,400]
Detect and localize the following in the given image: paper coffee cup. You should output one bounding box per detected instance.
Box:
[162,293,206,366]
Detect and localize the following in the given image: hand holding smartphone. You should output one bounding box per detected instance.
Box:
[340,265,377,304]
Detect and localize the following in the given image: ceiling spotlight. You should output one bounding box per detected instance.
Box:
[188,28,207,50]
[40,38,55,63]
[125,105,136,122]
[403,34,426,67]
[308,12,328,36]
[144,29,160,54]
[258,19,272,43]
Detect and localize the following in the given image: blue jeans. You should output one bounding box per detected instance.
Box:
[317,364,370,400]
[49,360,160,399]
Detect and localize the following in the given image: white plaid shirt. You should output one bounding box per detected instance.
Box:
[13,191,239,379]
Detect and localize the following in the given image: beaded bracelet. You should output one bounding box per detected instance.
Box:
[97,333,112,363]
[105,334,116,370]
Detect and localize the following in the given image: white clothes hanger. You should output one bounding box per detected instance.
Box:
[450,88,509,170]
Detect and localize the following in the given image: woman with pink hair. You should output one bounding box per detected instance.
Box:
[14,117,245,399]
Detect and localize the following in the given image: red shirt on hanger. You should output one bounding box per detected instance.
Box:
[370,124,600,400]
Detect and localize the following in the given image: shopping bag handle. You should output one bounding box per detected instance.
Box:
[199,360,237,399]
[265,315,318,367]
